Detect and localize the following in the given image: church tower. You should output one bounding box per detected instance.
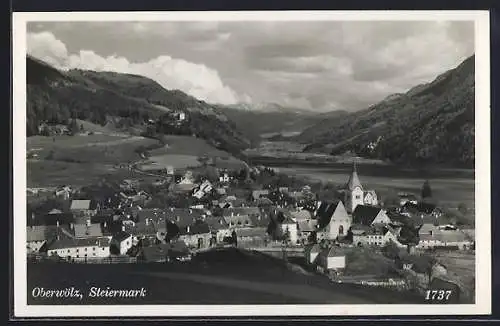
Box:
[345,161,364,214]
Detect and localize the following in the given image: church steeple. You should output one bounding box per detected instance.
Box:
[346,160,363,191]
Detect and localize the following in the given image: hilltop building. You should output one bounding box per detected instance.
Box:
[342,162,378,214]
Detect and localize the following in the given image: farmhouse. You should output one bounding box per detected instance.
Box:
[47,237,112,260]
[235,227,268,247]
[316,246,346,272]
[416,229,472,250]
[352,224,403,247]
[204,216,231,243]
[297,218,317,242]
[315,201,351,240]
[341,162,378,213]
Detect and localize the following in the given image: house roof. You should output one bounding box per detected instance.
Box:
[291,209,312,221]
[249,214,270,228]
[235,227,267,238]
[179,220,210,235]
[222,207,260,217]
[352,205,383,225]
[27,225,59,242]
[318,246,345,259]
[297,219,317,232]
[345,163,363,191]
[29,212,75,227]
[70,200,92,210]
[112,230,131,242]
[316,201,346,229]
[48,208,63,215]
[74,223,103,238]
[204,216,229,231]
[47,236,111,250]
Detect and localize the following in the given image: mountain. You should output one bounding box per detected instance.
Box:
[214,103,348,144]
[26,55,250,155]
[298,55,475,168]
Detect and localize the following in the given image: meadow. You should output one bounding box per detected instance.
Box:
[27,248,424,305]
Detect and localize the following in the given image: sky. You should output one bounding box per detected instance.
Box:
[27,20,475,112]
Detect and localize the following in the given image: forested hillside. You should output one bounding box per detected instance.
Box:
[298,55,475,168]
[26,55,250,155]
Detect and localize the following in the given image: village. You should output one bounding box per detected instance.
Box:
[26,158,476,303]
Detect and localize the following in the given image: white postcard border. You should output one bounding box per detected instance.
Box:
[12,10,491,317]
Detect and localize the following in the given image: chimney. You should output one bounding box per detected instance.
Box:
[56,220,60,227]
[86,219,91,227]
[104,221,107,228]
[176,216,180,222]
[145,218,149,226]
[187,226,191,234]
[70,222,74,230]
[31,212,35,220]
[170,207,174,212]
[231,212,234,217]
[122,225,125,232]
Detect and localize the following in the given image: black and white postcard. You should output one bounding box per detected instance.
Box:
[12,10,491,317]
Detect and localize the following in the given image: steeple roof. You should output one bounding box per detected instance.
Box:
[346,161,363,191]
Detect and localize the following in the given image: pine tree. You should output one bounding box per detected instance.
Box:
[421,180,433,199]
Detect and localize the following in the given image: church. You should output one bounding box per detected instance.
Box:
[342,162,378,214]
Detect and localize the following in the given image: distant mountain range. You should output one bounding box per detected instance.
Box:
[26,55,250,155]
[297,55,475,168]
[214,103,348,143]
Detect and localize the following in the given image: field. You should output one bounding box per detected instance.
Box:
[138,135,247,171]
[27,248,425,305]
[26,134,161,187]
[275,165,475,212]
[432,251,476,303]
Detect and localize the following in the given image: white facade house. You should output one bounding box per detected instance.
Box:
[352,226,403,247]
[317,247,346,271]
[47,237,112,260]
[280,216,298,245]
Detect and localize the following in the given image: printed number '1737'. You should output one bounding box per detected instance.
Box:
[425,289,452,301]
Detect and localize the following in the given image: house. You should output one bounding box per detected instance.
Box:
[26,225,59,253]
[417,229,473,250]
[304,244,321,265]
[352,205,391,226]
[46,237,112,260]
[179,171,195,185]
[235,227,268,247]
[54,186,72,200]
[223,213,253,229]
[290,208,312,222]
[401,202,443,219]
[219,171,231,183]
[341,162,378,213]
[178,220,211,249]
[73,222,103,239]
[352,224,403,247]
[297,218,318,242]
[193,180,213,199]
[280,215,298,245]
[110,230,133,255]
[204,216,231,243]
[315,201,352,240]
[70,199,98,217]
[317,246,346,271]
[398,193,419,206]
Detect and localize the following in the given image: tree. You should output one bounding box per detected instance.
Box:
[458,202,468,216]
[421,180,433,199]
[382,240,401,260]
[231,230,238,247]
[165,221,180,243]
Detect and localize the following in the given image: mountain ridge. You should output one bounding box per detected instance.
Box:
[297,55,475,168]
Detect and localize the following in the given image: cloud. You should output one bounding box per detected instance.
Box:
[26,21,475,111]
[26,31,244,105]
